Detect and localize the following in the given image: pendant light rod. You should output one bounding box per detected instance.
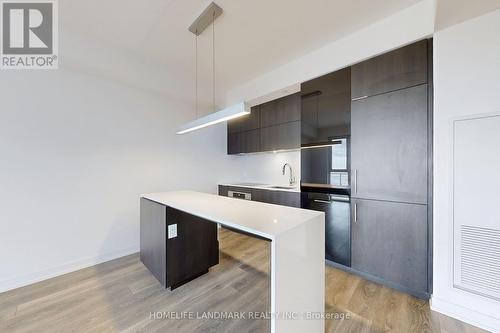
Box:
[212,10,215,113]
[195,30,198,119]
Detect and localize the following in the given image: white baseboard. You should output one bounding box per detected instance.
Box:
[431,296,500,333]
[0,246,139,293]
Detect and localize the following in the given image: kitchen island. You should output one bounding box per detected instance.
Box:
[140,191,325,333]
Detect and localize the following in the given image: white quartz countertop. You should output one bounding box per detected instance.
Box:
[141,191,323,240]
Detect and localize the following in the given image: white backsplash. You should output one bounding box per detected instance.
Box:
[224,150,301,186]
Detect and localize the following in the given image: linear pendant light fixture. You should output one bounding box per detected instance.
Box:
[177,2,250,135]
[177,102,249,134]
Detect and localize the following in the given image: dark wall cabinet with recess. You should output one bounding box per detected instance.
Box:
[227,93,301,154]
[349,39,432,298]
[301,68,351,146]
[140,198,219,290]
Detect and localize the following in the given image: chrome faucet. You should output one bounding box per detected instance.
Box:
[282,163,296,186]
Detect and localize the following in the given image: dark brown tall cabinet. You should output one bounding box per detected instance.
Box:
[350,39,432,298]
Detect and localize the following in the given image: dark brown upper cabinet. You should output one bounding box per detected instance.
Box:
[227,129,260,155]
[301,68,351,146]
[227,93,301,154]
[351,40,428,99]
[260,93,301,127]
[260,121,300,152]
[242,106,261,131]
[228,105,260,133]
[243,129,261,153]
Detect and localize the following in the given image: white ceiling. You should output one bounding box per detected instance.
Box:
[61,0,425,96]
[435,0,500,31]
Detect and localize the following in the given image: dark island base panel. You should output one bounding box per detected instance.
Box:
[170,269,209,290]
[140,198,219,290]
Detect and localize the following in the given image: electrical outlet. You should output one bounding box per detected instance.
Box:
[168,224,177,239]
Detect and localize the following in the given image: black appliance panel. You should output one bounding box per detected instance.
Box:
[301,192,351,266]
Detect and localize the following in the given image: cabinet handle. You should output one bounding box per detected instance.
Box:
[353,203,358,223]
[353,169,358,195]
[314,199,331,204]
[352,95,368,101]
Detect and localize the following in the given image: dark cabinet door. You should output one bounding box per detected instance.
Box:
[228,129,261,154]
[140,198,167,286]
[277,191,301,207]
[241,105,261,131]
[351,40,428,99]
[351,84,428,204]
[227,106,261,154]
[301,68,351,146]
[275,93,301,124]
[351,198,428,294]
[244,129,260,153]
[252,188,300,207]
[260,121,300,152]
[228,105,260,133]
[166,208,218,289]
[259,101,276,128]
[218,185,228,196]
[227,116,244,134]
[260,93,300,127]
[227,132,242,155]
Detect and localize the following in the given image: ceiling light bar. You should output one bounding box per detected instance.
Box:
[301,143,337,150]
[176,102,250,134]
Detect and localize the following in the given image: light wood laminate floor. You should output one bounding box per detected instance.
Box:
[0,228,488,333]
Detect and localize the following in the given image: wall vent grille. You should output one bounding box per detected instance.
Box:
[459,225,500,299]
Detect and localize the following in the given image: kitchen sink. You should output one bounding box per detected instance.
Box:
[266,185,298,190]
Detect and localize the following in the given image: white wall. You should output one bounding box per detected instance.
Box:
[432,9,500,332]
[0,51,232,292]
[224,151,301,186]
